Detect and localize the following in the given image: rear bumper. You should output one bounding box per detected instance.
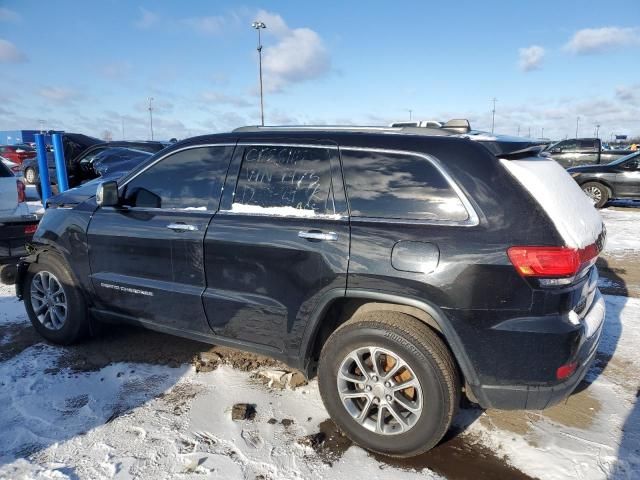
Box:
[469,290,605,410]
[0,224,36,265]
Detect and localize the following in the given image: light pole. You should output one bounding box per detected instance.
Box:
[408,109,413,121]
[575,116,580,138]
[148,97,154,141]
[252,21,267,126]
[595,124,600,139]
[541,127,544,139]
[491,97,497,134]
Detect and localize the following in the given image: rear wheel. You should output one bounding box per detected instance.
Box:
[318,312,460,457]
[24,167,36,184]
[581,182,609,208]
[23,254,89,344]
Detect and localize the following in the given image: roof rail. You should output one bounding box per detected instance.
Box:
[232,125,403,133]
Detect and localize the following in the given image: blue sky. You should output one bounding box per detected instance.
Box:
[0,0,639,140]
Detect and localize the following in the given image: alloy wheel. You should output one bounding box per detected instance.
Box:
[30,271,67,330]
[337,346,423,435]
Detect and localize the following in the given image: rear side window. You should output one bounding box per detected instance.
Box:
[0,161,12,177]
[124,146,233,210]
[341,149,469,221]
[578,140,597,150]
[233,145,335,215]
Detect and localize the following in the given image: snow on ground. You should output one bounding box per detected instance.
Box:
[600,208,640,256]
[0,206,638,480]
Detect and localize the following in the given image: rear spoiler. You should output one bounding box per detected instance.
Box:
[461,132,546,159]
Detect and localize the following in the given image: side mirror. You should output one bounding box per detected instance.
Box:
[96,181,119,207]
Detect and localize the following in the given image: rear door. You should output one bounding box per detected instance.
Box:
[202,142,349,353]
[574,139,599,165]
[87,144,234,334]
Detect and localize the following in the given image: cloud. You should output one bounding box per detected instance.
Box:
[0,39,27,63]
[201,91,252,108]
[0,7,20,22]
[616,84,640,106]
[255,10,331,93]
[564,26,640,54]
[134,7,159,29]
[182,15,226,35]
[100,61,131,80]
[37,87,82,104]
[518,45,545,72]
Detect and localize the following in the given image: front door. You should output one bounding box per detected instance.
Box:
[614,156,640,197]
[202,142,350,353]
[87,144,234,334]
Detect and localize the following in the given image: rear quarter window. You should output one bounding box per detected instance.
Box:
[340,149,469,222]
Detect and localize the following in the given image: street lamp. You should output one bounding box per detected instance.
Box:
[575,116,580,138]
[491,97,497,134]
[252,21,267,126]
[148,97,154,141]
[595,124,600,139]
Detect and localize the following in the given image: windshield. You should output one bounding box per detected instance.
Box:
[607,151,640,166]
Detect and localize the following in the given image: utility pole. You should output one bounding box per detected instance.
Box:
[252,21,267,126]
[575,116,580,138]
[491,97,497,134]
[148,97,154,141]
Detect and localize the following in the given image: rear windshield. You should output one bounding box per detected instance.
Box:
[340,149,469,222]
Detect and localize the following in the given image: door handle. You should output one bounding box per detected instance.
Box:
[167,223,198,232]
[298,230,338,241]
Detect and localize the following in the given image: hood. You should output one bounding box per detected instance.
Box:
[46,172,122,208]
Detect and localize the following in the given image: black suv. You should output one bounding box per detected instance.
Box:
[16,125,606,457]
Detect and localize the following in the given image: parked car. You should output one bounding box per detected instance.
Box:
[24,138,167,198]
[0,144,37,165]
[546,138,629,167]
[0,160,39,284]
[567,151,640,207]
[16,124,605,458]
[91,148,153,178]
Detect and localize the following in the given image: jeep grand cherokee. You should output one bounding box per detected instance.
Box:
[16,123,606,457]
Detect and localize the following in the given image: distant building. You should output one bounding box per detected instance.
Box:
[0,130,47,145]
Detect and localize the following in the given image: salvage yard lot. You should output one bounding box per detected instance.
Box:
[1,205,639,480]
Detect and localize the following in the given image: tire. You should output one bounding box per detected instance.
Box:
[23,253,89,345]
[24,167,36,184]
[581,182,609,208]
[318,312,460,458]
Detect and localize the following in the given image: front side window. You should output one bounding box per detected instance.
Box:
[341,149,469,221]
[232,145,335,215]
[124,146,233,210]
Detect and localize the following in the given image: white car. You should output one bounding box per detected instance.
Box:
[1,159,39,283]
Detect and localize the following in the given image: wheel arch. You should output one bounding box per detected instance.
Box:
[299,289,480,388]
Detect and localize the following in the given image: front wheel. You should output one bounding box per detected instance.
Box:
[23,254,89,344]
[318,312,460,458]
[581,182,609,208]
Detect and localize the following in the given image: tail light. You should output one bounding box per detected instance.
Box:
[16,180,26,203]
[508,245,599,283]
[24,224,38,235]
[556,362,578,380]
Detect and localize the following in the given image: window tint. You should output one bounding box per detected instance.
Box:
[124,146,232,210]
[341,149,468,221]
[578,140,597,150]
[233,145,335,214]
[0,161,12,177]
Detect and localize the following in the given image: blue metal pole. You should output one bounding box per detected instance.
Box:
[34,134,52,203]
[51,133,69,192]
